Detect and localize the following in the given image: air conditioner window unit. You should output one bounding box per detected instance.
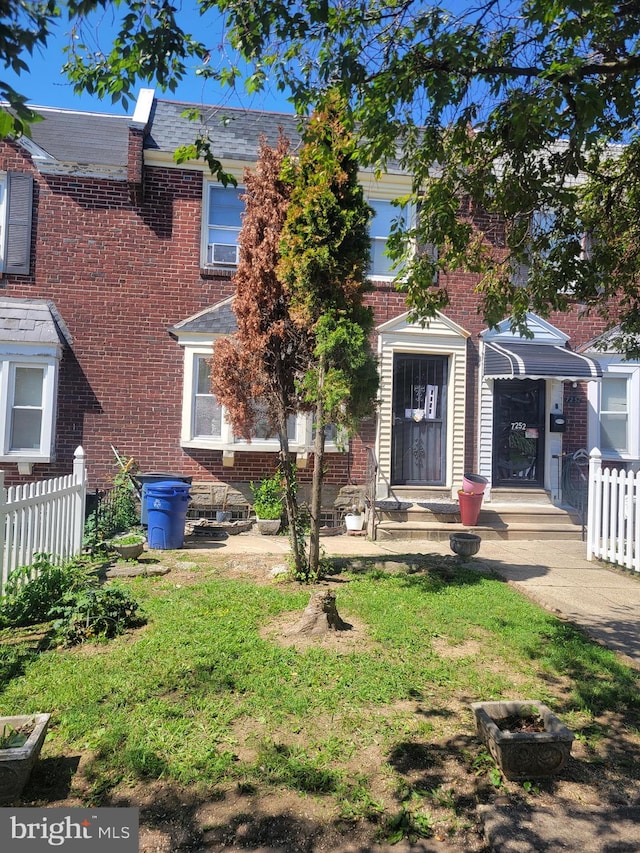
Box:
[208,242,239,265]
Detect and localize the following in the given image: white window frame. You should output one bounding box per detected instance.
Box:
[179,342,344,455]
[201,182,244,270]
[588,361,640,462]
[368,198,412,281]
[0,345,59,465]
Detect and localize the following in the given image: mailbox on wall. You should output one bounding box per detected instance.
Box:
[549,413,567,432]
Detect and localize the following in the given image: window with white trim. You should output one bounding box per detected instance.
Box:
[193,355,223,439]
[600,375,629,454]
[203,184,244,268]
[368,199,409,279]
[0,354,58,463]
[588,362,640,461]
[10,365,45,450]
[180,344,343,454]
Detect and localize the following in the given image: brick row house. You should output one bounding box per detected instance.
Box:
[0,89,636,534]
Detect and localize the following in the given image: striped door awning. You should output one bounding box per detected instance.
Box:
[483,341,602,381]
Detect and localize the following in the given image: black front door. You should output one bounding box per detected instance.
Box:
[493,379,545,487]
[391,354,448,485]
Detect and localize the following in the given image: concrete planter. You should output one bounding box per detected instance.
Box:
[112,540,145,560]
[255,518,281,535]
[450,532,481,558]
[0,714,51,803]
[471,700,574,781]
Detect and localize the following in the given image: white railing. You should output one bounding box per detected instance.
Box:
[0,446,87,595]
[587,448,640,572]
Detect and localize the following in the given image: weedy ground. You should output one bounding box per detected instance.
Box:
[1,548,639,852]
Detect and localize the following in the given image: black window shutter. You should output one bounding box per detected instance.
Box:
[4,172,33,275]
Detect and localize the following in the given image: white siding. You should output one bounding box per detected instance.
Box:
[377,312,469,498]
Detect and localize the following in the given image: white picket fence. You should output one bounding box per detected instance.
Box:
[0,446,87,595]
[587,448,640,572]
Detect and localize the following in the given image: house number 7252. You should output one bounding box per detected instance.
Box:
[510,422,527,431]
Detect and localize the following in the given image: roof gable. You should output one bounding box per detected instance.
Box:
[481,312,568,345]
[377,310,470,339]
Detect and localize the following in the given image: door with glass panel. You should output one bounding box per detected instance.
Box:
[492,379,545,487]
[391,354,448,485]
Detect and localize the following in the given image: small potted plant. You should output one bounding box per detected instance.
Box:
[250,471,284,535]
[110,531,146,560]
[344,503,365,532]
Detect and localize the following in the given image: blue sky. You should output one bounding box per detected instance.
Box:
[4,9,295,117]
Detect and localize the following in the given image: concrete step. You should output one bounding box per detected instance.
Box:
[376,502,580,526]
[374,519,584,542]
[372,499,583,542]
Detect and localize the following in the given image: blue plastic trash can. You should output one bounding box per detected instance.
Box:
[146,480,192,549]
[136,472,192,525]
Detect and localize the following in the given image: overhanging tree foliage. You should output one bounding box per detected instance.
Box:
[212,0,640,354]
[5,2,640,352]
[279,95,379,578]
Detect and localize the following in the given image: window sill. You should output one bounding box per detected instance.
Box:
[598,451,640,465]
[181,439,345,454]
[200,265,236,278]
[0,453,51,463]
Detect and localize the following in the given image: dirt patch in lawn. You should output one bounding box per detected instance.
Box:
[13,554,640,852]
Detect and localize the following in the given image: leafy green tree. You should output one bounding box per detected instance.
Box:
[210,134,310,576]
[278,93,379,578]
[211,0,640,354]
[5,2,640,350]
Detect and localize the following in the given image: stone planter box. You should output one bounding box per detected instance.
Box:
[255,518,281,535]
[0,714,51,803]
[471,700,574,781]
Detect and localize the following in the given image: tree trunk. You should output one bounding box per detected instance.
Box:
[276,412,305,577]
[308,355,326,580]
[290,590,350,635]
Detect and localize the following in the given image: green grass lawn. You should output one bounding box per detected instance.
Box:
[1,553,639,849]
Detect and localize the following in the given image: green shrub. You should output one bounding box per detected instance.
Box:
[0,554,88,628]
[250,471,284,519]
[84,456,140,550]
[50,584,145,646]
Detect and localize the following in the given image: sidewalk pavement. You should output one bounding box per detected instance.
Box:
[182,530,640,852]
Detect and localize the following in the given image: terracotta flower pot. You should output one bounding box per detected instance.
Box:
[457,491,483,526]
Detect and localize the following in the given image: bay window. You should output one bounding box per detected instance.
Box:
[0,353,59,467]
[179,342,342,459]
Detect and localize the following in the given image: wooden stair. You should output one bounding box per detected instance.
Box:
[373,488,583,542]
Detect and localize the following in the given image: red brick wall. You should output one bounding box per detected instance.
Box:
[0,140,611,493]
